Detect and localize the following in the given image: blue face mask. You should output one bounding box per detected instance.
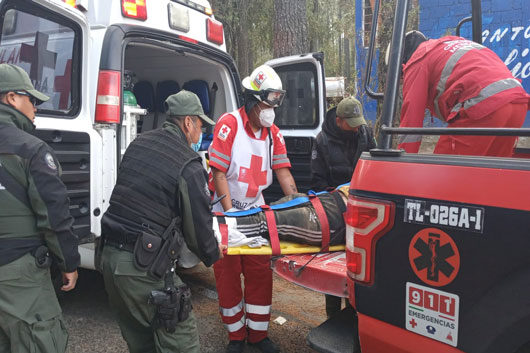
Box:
[190,119,203,152]
[191,132,202,152]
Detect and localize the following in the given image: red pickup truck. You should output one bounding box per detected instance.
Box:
[273,0,530,352]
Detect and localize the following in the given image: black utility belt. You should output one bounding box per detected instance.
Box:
[0,237,48,267]
[103,216,183,281]
[104,236,137,253]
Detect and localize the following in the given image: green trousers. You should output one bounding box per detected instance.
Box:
[0,253,68,353]
[101,245,200,353]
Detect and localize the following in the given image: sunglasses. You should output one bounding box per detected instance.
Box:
[14,91,38,107]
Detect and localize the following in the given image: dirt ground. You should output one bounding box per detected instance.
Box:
[62,265,328,353]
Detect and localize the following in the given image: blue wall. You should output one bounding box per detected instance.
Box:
[355,0,530,126]
[419,0,530,125]
[355,1,379,125]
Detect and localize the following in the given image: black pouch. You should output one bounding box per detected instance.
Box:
[133,232,162,271]
[147,230,181,280]
[32,245,52,269]
[178,285,192,322]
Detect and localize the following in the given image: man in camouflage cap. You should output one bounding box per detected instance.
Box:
[0,64,80,353]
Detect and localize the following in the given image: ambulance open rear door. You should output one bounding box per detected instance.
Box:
[262,53,326,202]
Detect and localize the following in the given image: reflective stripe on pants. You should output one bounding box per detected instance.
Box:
[214,254,273,342]
[220,300,244,317]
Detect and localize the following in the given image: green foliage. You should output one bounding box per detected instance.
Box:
[248,0,274,65]
[212,0,357,81]
[307,0,356,80]
[211,0,274,71]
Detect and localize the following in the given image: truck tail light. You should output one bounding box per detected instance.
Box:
[344,195,395,285]
[206,18,224,45]
[95,70,121,124]
[122,0,147,21]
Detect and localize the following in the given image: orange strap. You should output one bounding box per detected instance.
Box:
[309,194,330,252]
[261,205,281,255]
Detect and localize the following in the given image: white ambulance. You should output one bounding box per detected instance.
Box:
[0,0,327,269]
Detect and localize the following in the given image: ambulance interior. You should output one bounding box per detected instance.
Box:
[123,42,237,135]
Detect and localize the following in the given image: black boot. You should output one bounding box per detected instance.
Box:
[226,340,245,353]
[248,337,280,353]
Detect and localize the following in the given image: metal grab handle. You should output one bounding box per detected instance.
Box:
[363,0,384,100]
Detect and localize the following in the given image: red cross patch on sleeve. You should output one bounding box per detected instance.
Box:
[218,124,231,141]
[277,131,285,145]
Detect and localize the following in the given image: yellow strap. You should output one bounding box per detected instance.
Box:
[227,241,345,255]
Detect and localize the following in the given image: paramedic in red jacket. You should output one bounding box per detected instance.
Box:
[209,64,297,353]
[397,31,530,156]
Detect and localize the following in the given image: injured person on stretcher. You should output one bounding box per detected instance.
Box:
[212,185,349,250]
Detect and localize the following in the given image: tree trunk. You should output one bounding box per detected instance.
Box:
[343,37,350,88]
[237,0,250,77]
[273,0,310,57]
[310,0,319,52]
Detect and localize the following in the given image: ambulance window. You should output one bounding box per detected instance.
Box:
[0,8,80,117]
[274,62,319,129]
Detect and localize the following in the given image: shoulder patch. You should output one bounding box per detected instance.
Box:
[277,131,285,145]
[44,152,57,170]
[218,124,231,142]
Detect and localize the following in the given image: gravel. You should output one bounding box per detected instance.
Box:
[61,264,327,353]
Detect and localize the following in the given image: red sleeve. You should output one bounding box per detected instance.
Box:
[270,125,291,169]
[398,63,430,153]
[209,114,237,173]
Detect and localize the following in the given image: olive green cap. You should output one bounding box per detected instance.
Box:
[0,64,49,104]
[336,97,366,128]
[164,90,215,125]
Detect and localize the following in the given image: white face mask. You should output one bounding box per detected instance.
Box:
[258,107,275,127]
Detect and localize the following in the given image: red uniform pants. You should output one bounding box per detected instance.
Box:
[213,254,273,343]
[435,102,527,156]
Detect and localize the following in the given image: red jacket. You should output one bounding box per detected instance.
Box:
[398,36,530,152]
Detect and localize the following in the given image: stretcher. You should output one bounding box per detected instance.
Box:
[226,241,345,255]
[218,188,346,256]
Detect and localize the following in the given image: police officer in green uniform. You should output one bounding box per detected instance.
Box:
[100,90,224,353]
[0,64,80,353]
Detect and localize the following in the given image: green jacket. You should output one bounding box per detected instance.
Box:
[102,120,219,267]
[164,121,220,267]
[0,103,79,272]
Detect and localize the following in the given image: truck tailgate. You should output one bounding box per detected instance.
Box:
[271,251,348,297]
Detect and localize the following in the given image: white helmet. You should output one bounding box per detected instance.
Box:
[242,65,286,107]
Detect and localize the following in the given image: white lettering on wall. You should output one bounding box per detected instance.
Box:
[483,24,530,80]
[490,27,509,42]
